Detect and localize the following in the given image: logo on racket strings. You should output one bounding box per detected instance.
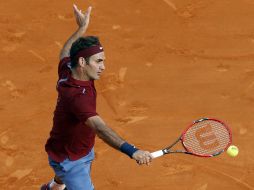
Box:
[195,124,219,150]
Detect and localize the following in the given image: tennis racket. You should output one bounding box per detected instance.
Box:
[151,118,232,158]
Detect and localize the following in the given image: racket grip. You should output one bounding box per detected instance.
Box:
[151,150,164,158]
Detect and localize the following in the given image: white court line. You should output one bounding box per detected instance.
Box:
[162,0,177,11]
[28,50,45,62]
[55,41,62,49]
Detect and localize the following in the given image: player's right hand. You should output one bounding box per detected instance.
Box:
[132,150,152,165]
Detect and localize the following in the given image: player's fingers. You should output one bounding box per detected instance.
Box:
[145,156,151,165]
[140,157,148,165]
[73,7,79,17]
[73,4,78,11]
[85,7,92,20]
[144,152,152,162]
[137,160,143,165]
[73,5,82,16]
[137,158,151,166]
[87,6,92,15]
[143,158,150,166]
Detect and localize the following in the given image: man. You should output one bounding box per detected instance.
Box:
[41,4,152,190]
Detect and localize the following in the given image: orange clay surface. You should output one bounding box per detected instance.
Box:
[0,0,254,189]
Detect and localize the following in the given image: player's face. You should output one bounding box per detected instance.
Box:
[85,52,105,80]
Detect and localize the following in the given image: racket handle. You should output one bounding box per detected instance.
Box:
[151,150,164,158]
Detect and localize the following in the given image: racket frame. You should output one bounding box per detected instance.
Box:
[158,118,232,158]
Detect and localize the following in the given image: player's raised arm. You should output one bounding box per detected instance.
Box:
[86,116,153,165]
[59,4,92,60]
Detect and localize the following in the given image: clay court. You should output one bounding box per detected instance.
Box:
[0,0,254,189]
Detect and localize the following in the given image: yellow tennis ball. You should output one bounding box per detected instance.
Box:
[226,145,239,157]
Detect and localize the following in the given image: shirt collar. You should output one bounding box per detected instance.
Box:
[66,73,94,87]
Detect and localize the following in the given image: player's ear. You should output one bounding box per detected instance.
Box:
[78,57,86,67]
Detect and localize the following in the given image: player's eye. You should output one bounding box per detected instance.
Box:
[96,59,104,64]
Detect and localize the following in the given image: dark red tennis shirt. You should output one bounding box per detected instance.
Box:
[45,57,98,162]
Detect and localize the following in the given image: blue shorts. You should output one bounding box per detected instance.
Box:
[48,149,95,190]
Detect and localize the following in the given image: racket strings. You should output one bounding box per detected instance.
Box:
[183,120,231,156]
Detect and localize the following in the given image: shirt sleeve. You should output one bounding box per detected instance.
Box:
[70,92,98,123]
[58,57,71,78]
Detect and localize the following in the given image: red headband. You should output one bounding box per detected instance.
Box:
[75,45,104,59]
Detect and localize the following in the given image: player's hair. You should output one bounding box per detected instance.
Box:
[70,36,101,68]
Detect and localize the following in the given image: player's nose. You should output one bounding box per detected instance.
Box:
[100,63,105,71]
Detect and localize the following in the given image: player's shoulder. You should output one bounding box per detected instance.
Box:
[58,57,71,77]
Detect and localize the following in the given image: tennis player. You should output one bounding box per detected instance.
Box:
[40,4,152,190]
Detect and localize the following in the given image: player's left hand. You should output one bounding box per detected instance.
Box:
[73,4,92,29]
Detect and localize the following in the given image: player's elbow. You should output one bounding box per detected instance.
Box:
[86,116,106,133]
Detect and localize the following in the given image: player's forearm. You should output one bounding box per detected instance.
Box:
[59,26,87,60]
[96,123,125,150]
[86,116,138,157]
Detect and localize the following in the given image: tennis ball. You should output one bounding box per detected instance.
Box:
[226,145,239,157]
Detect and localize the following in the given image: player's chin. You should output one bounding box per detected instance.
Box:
[93,75,100,80]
